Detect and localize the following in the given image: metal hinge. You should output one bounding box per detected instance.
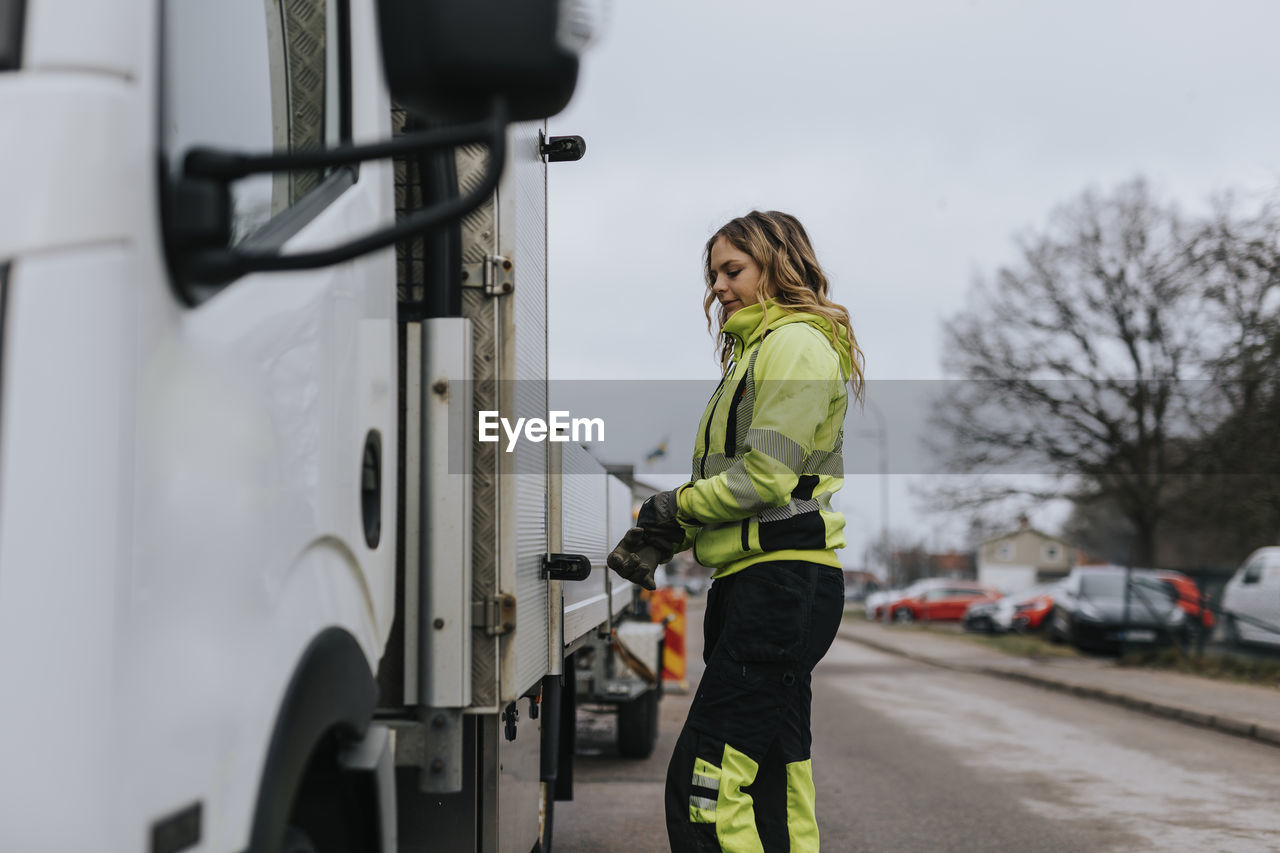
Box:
[472,593,517,636]
[461,255,513,296]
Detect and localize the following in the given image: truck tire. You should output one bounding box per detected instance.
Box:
[249,629,380,853]
[616,689,659,759]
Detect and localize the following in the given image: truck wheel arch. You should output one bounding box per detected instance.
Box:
[247,627,379,853]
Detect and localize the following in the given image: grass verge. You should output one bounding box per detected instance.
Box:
[843,610,1082,659]
[844,607,1280,687]
[1119,646,1280,688]
[963,630,1084,659]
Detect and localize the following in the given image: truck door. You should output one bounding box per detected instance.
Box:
[138,3,397,843]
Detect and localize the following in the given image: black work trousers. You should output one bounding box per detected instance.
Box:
[665,560,844,853]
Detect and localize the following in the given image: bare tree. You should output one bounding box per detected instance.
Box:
[1162,197,1280,560]
[931,179,1208,564]
[1196,194,1280,408]
[1060,495,1138,566]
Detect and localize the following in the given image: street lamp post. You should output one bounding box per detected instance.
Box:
[860,396,891,623]
[868,398,889,579]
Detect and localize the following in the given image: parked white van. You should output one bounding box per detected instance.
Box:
[1221,547,1280,648]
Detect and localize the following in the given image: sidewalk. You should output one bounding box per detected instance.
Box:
[837,617,1280,749]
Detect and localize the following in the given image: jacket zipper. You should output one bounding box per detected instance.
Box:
[725,334,769,459]
[694,340,746,566]
[699,359,735,480]
[724,374,750,458]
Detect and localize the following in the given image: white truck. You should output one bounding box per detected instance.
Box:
[0,1,664,851]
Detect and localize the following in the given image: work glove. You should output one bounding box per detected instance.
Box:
[606,527,670,591]
[607,488,692,591]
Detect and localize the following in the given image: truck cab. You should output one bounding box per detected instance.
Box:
[0,3,655,851]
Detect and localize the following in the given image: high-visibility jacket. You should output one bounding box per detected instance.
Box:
[676,299,850,578]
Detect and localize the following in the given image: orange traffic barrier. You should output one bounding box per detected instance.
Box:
[650,587,688,692]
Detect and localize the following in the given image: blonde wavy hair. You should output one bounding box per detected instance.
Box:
[703,210,865,402]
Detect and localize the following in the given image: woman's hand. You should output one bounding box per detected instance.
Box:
[607,488,697,590]
[606,528,668,591]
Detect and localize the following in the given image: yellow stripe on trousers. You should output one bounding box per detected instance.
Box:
[714,745,764,853]
[786,759,819,852]
[699,748,820,851]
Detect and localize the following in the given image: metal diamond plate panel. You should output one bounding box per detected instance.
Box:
[282,0,326,203]
[465,285,499,708]
[458,140,501,707]
[457,143,494,265]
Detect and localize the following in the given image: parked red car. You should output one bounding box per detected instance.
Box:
[1149,570,1214,631]
[889,582,1001,623]
[868,579,941,620]
[1004,584,1060,632]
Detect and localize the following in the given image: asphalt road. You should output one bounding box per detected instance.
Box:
[555,603,1280,852]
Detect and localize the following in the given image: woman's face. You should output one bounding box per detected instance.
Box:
[709,236,764,319]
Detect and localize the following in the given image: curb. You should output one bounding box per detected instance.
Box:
[837,627,1280,750]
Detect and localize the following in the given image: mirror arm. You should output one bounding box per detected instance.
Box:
[183,115,495,181]
[178,97,509,284]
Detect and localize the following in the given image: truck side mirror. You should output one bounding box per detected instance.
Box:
[378,0,589,122]
[167,0,593,291]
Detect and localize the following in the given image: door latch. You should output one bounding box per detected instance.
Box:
[538,131,586,163]
[541,553,592,582]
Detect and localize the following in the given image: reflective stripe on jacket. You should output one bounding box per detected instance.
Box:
[676,300,849,578]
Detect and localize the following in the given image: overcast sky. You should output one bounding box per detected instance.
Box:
[544,0,1280,565]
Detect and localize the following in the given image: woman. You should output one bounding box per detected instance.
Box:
[608,210,864,852]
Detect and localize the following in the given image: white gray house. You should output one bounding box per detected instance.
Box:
[977,522,1073,594]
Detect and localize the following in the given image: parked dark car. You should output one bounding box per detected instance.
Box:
[1047,566,1187,652]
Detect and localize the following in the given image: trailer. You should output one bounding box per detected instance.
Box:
[0,1,661,851]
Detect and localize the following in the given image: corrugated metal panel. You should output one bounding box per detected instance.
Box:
[606,477,635,548]
[606,476,635,617]
[560,442,610,644]
[505,119,550,698]
[494,121,549,851]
